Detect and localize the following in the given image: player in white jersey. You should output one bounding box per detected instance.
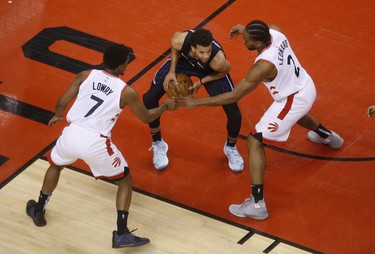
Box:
[179,20,344,220]
[26,44,176,248]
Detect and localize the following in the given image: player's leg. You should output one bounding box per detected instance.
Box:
[203,75,244,172]
[86,136,149,248]
[143,60,171,170]
[228,132,268,220]
[299,113,344,148]
[143,59,196,170]
[26,164,64,227]
[112,169,150,248]
[26,126,77,227]
[296,78,344,148]
[229,94,304,220]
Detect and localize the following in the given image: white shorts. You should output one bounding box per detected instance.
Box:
[255,77,316,144]
[50,124,128,179]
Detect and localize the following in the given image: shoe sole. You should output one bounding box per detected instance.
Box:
[229,206,269,220]
[112,240,150,248]
[228,163,244,172]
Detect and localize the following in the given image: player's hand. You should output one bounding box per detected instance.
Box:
[162,97,178,110]
[229,24,245,40]
[367,105,375,118]
[176,95,197,109]
[189,80,202,96]
[163,72,177,91]
[48,114,64,126]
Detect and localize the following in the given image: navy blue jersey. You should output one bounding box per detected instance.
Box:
[144,29,242,137]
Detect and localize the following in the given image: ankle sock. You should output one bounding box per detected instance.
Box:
[251,184,264,203]
[116,210,129,235]
[36,191,51,213]
[226,139,236,147]
[151,131,161,142]
[314,124,331,138]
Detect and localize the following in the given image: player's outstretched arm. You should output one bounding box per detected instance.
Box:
[122,86,176,123]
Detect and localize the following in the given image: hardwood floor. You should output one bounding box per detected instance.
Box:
[0,159,312,254]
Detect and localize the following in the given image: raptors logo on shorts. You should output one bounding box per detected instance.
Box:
[112,157,121,168]
[267,122,279,132]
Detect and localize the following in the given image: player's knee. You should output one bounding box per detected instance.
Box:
[247,132,263,146]
[124,173,132,185]
[142,92,157,109]
[51,165,64,171]
[143,85,163,109]
[115,167,132,184]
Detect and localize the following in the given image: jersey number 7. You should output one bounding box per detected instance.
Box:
[84,95,104,117]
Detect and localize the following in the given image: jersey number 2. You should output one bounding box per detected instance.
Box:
[84,95,104,117]
[287,55,300,78]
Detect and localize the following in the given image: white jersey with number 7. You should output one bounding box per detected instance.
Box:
[67,69,126,137]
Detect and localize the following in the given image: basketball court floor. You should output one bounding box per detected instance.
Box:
[0,1,374,253]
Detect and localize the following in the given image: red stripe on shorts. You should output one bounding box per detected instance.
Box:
[100,134,114,156]
[277,92,297,120]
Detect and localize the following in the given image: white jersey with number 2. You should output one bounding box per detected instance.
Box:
[255,29,310,101]
[67,69,126,137]
[254,29,316,144]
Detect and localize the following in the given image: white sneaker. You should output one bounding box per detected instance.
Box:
[224,144,244,172]
[229,196,268,220]
[149,139,169,170]
[307,130,344,149]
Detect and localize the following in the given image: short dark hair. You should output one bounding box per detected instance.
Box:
[245,20,271,45]
[190,28,213,47]
[103,44,130,70]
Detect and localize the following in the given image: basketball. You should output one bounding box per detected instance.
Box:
[166,73,193,98]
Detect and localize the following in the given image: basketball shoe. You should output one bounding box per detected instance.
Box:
[112,230,150,248]
[307,130,344,149]
[224,144,244,172]
[26,199,47,227]
[229,196,269,220]
[149,139,169,170]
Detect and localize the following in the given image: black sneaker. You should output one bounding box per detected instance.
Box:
[26,199,47,227]
[112,230,150,248]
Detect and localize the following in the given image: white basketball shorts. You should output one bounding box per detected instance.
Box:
[255,77,317,144]
[50,124,128,179]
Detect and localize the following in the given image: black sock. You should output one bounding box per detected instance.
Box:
[226,138,236,147]
[36,191,51,213]
[314,124,331,138]
[151,131,161,142]
[116,210,129,235]
[251,184,264,203]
